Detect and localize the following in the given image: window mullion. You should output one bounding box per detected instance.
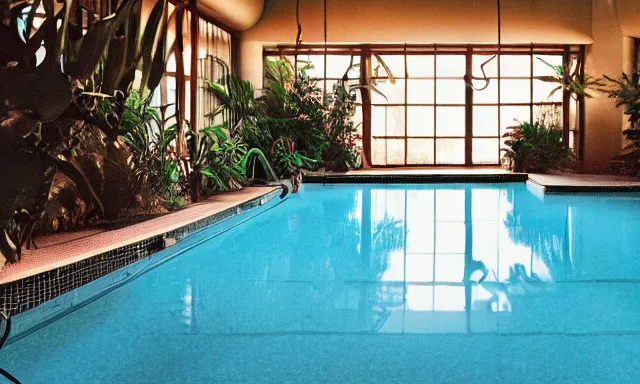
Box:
[465,46,473,165]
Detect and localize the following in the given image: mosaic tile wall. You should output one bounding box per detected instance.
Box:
[0,189,282,318]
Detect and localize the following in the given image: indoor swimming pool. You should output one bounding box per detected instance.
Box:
[1,183,640,383]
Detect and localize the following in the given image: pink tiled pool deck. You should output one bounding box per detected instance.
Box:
[0,186,278,285]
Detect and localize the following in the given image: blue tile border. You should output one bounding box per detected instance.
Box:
[0,188,283,319]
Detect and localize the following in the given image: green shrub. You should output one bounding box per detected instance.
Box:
[501,120,573,173]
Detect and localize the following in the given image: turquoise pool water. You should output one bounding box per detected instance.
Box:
[2,183,640,383]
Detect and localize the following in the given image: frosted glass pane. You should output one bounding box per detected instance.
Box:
[185,80,191,120]
[500,106,530,135]
[436,107,465,137]
[472,138,500,164]
[167,53,176,72]
[501,79,531,103]
[569,97,578,130]
[326,55,360,78]
[436,55,465,77]
[436,80,466,104]
[373,55,404,79]
[407,55,435,77]
[387,139,405,165]
[371,106,386,136]
[407,79,435,104]
[533,55,563,77]
[166,77,177,104]
[297,55,324,78]
[436,139,465,164]
[500,55,531,77]
[372,106,405,136]
[533,79,562,102]
[569,130,575,151]
[407,138,435,165]
[320,79,338,94]
[472,79,498,104]
[472,55,498,77]
[407,107,435,137]
[473,106,499,137]
[372,138,387,165]
[534,105,562,128]
[371,79,405,104]
[352,106,363,134]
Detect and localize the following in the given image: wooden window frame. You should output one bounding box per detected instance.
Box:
[264,43,586,167]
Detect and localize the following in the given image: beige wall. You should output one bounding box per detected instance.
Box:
[583,1,624,173]
[240,0,593,86]
[237,0,640,172]
[617,0,640,38]
[198,0,264,31]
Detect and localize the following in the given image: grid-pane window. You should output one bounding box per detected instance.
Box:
[264,45,583,166]
[197,21,232,130]
[154,5,232,132]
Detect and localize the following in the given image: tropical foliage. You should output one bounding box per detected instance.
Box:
[537,57,603,100]
[0,0,220,269]
[205,58,363,179]
[186,125,249,200]
[205,59,263,136]
[0,0,363,272]
[0,0,174,266]
[601,72,640,131]
[501,117,574,173]
[603,72,640,176]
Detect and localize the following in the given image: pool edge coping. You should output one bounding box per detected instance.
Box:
[0,187,284,318]
[303,173,529,184]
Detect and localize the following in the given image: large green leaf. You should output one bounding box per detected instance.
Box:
[101,0,143,93]
[102,38,126,94]
[139,0,166,94]
[64,13,116,80]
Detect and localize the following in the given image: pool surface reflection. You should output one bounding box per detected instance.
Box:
[2,183,640,383]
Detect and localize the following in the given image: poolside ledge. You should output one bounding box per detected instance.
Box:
[0,187,278,285]
[0,187,280,317]
[304,167,528,184]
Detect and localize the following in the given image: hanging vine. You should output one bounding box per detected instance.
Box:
[465,0,501,91]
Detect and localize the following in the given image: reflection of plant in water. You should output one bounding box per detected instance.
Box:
[503,193,574,281]
[369,215,405,331]
[479,263,550,312]
[372,216,404,252]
